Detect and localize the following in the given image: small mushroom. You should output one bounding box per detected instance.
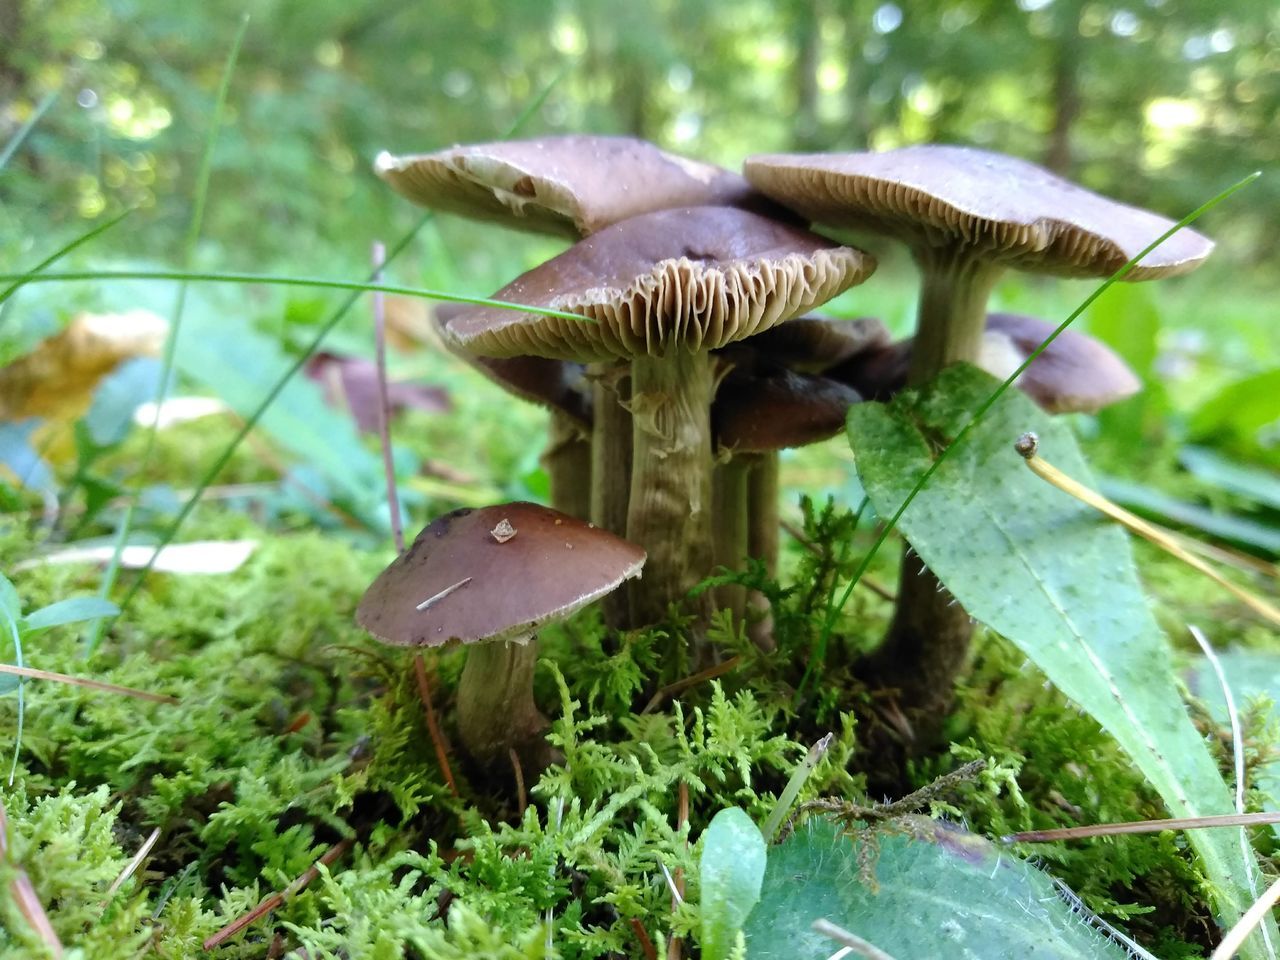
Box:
[831,312,1141,414]
[745,144,1211,734]
[356,502,645,773]
[443,206,874,630]
[711,365,864,645]
[435,302,594,519]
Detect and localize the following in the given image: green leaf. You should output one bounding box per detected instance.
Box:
[23,596,121,632]
[0,572,21,623]
[847,365,1271,954]
[700,807,767,960]
[745,818,1131,960]
[1188,369,1280,469]
[1178,445,1280,512]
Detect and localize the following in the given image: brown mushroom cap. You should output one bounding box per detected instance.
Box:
[829,312,1141,414]
[357,502,645,647]
[744,145,1213,279]
[443,206,875,362]
[979,313,1140,413]
[713,369,862,452]
[720,315,891,375]
[376,135,774,238]
[434,303,592,427]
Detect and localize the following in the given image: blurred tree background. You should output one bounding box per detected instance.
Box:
[2,0,1278,270]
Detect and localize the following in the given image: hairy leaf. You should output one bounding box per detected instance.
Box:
[746,817,1133,960]
[847,365,1270,953]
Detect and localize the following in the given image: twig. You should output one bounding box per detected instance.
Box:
[641,656,742,715]
[1015,433,1280,626]
[1211,876,1280,960]
[785,760,987,840]
[0,798,64,957]
[371,240,404,555]
[0,664,178,704]
[103,827,160,902]
[413,654,458,798]
[781,520,895,601]
[813,918,899,960]
[1004,810,1280,844]
[667,780,689,960]
[202,838,351,950]
[629,918,658,960]
[509,748,526,819]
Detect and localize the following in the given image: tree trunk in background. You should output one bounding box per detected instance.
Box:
[791,0,822,150]
[0,0,25,106]
[842,1,870,150]
[1045,39,1081,177]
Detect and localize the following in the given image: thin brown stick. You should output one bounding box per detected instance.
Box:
[0,663,178,704]
[629,918,658,960]
[1016,434,1280,626]
[202,838,351,950]
[1004,810,1280,844]
[103,827,160,902]
[0,799,64,957]
[371,240,405,556]
[1211,875,1280,960]
[509,748,527,819]
[667,780,689,960]
[641,656,742,715]
[413,654,458,797]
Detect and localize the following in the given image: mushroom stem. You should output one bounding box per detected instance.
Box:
[455,637,549,772]
[746,452,779,650]
[591,363,634,627]
[867,251,1004,744]
[909,252,1003,382]
[626,349,715,628]
[544,410,591,520]
[712,456,751,626]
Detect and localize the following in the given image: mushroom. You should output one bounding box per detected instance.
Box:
[356,502,645,773]
[434,302,594,518]
[744,144,1212,732]
[831,312,1141,414]
[711,363,864,645]
[442,206,874,629]
[381,135,785,526]
[376,134,782,238]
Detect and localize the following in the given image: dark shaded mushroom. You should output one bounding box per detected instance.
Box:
[832,312,1141,414]
[444,206,874,629]
[356,502,645,773]
[745,144,1211,738]
[435,302,594,518]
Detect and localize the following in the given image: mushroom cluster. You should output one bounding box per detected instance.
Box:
[369,135,1211,735]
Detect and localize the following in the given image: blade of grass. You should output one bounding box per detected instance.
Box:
[1,602,22,784]
[109,65,571,619]
[0,89,59,172]
[0,209,133,308]
[84,15,249,658]
[761,732,832,842]
[800,171,1261,698]
[0,269,598,324]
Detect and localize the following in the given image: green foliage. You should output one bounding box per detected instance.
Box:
[699,807,766,960]
[848,364,1271,953]
[745,818,1133,960]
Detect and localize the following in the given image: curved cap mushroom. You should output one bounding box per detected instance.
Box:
[718,315,891,375]
[713,368,862,453]
[443,206,873,627]
[444,206,873,362]
[744,144,1211,732]
[978,313,1140,414]
[376,135,776,238]
[829,312,1140,414]
[357,502,644,646]
[357,502,645,772]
